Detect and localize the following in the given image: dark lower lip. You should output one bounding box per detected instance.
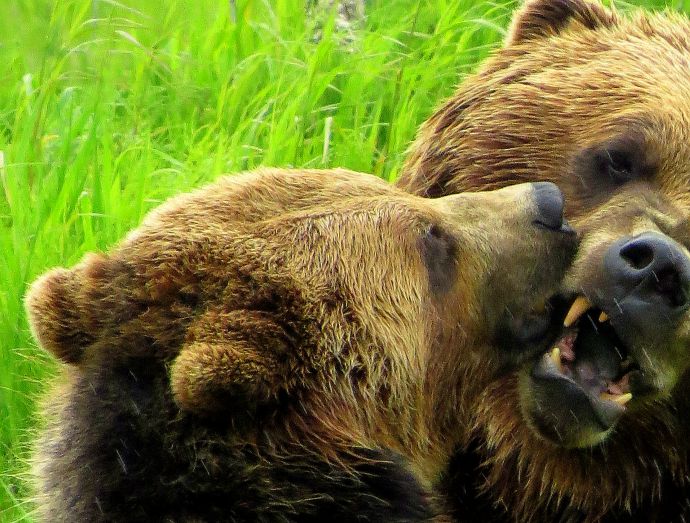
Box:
[531,353,626,431]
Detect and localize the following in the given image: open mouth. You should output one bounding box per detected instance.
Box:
[524,296,642,445]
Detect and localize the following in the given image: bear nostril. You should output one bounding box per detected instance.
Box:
[608,233,690,312]
[654,267,688,308]
[619,241,655,270]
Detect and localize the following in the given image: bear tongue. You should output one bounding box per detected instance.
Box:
[555,329,577,362]
[572,359,611,395]
[542,321,632,403]
[572,315,623,392]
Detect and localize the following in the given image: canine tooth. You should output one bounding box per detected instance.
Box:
[598,311,609,323]
[614,393,633,406]
[564,296,593,327]
[600,392,633,406]
[550,346,563,372]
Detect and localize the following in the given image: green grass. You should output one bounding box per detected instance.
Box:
[0,0,687,520]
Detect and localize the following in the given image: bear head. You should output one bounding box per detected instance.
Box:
[27,168,575,518]
[399,0,690,519]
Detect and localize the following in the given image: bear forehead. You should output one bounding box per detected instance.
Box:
[109,174,461,310]
[127,171,443,242]
[124,194,441,252]
[471,18,690,206]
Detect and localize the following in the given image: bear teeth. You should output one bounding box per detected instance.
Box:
[549,346,564,373]
[563,295,592,327]
[599,391,633,406]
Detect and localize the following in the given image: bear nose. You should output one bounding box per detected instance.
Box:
[605,233,690,311]
[532,182,571,232]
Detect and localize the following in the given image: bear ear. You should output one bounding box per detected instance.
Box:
[170,309,291,415]
[25,253,111,365]
[506,0,617,46]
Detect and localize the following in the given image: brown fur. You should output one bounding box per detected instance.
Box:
[399,1,690,521]
[27,168,574,521]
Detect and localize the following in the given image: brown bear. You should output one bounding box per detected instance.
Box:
[26,167,575,522]
[397,0,690,521]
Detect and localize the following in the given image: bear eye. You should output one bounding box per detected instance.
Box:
[419,224,458,295]
[578,132,654,189]
[602,149,634,184]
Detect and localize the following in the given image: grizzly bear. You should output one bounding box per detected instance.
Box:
[398,0,690,521]
[26,167,575,521]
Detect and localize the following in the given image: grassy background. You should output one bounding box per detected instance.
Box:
[0,0,687,520]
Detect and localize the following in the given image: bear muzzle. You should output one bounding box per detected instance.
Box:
[518,230,690,448]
